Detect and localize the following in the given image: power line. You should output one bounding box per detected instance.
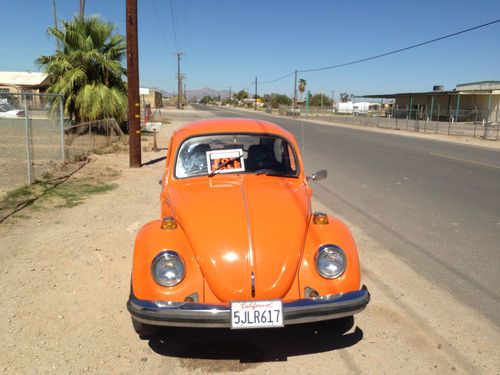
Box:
[169,0,179,52]
[151,0,170,48]
[298,19,500,73]
[259,71,295,84]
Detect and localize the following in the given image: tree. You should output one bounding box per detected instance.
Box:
[340,92,352,103]
[36,16,127,123]
[298,79,307,101]
[235,90,248,101]
[309,93,332,107]
[200,96,213,105]
[263,93,291,108]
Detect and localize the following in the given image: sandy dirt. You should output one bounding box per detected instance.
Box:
[0,109,498,374]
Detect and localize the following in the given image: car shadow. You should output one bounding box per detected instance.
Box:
[142,155,166,166]
[147,317,362,363]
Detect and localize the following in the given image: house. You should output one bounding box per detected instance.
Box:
[362,81,500,123]
[0,71,51,108]
[0,71,50,94]
[139,88,163,108]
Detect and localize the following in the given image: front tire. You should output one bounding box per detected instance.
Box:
[131,317,157,338]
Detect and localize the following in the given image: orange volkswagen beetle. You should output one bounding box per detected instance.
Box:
[127,118,369,335]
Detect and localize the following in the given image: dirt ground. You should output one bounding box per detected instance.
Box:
[0,109,498,374]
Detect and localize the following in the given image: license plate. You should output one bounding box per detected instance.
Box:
[230,300,283,329]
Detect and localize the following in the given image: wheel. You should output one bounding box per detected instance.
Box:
[131,317,157,338]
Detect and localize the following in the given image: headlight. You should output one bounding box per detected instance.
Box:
[151,251,185,287]
[315,245,346,279]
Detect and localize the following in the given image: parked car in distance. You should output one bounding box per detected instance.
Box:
[127,118,370,336]
[0,99,25,118]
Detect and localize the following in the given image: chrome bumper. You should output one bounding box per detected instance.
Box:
[127,285,370,328]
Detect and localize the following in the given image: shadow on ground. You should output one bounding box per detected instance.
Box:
[148,317,362,365]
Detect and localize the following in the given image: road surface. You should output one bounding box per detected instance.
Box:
[194,104,500,326]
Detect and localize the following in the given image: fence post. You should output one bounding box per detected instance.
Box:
[436,105,440,134]
[24,94,33,184]
[59,94,65,162]
[448,105,452,135]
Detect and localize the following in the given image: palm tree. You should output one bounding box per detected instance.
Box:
[36,16,127,123]
[298,79,307,102]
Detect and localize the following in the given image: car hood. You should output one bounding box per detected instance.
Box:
[167,175,310,302]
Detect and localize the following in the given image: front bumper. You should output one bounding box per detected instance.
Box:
[127,285,370,328]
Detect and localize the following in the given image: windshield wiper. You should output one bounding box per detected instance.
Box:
[208,156,241,177]
[253,169,290,177]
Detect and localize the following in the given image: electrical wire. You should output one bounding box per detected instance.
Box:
[298,19,500,73]
[151,0,170,49]
[169,0,179,52]
[259,71,295,85]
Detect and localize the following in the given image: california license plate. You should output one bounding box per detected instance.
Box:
[230,300,283,329]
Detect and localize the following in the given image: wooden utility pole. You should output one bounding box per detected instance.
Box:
[254,77,258,110]
[126,0,141,168]
[293,70,297,108]
[52,0,60,50]
[175,52,185,109]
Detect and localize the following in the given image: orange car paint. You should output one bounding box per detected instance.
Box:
[131,118,361,304]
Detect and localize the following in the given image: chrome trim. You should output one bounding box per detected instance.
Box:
[315,244,346,279]
[251,272,255,298]
[240,182,255,269]
[128,285,370,328]
[151,250,185,287]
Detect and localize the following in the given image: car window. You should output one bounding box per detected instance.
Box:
[175,133,299,178]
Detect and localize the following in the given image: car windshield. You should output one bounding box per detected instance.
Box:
[175,133,299,178]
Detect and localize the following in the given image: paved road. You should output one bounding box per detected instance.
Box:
[193,105,500,326]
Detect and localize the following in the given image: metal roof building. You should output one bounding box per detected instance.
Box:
[0,71,50,93]
[362,81,500,123]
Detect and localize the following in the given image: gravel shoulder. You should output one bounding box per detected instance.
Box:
[0,109,498,374]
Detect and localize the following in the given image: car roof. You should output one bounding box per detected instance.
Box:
[173,118,295,142]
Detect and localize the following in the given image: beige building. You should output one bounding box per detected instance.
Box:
[0,71,51,108]
[364,81,500,123]
[140,88,163,108]
[0,71,50,94]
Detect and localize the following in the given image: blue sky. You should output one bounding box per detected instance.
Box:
[1,0,499,99]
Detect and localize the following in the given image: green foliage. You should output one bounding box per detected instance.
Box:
[235,90,248,101]
[308,93,332,107]
[36,16,127,123]
[263,93,292,108]
[200,96,214,105]
[298,79,307,94]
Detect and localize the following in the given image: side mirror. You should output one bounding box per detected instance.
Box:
[308,169,327,182]
[158,179,163,185]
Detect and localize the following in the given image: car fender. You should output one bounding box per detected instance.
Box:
[131,220,204,301]
[298,215,361,298]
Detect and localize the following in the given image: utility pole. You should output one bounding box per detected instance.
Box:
[229,86,232,103]
[79,0,85,19]
[126,0,141,168]
[293,70,297,108]
[52,0,60,50]
[254,76,258,111]
[175,52,185,109]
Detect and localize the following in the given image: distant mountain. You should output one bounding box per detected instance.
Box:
[185,88,230,100]
[142,86,231,100]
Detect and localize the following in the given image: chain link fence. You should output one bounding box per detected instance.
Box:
[0,92,124,195]
[298,106,500,141]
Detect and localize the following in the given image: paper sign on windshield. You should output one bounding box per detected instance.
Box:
[206,149,245,174]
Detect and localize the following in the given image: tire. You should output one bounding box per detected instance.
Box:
[131,317,157,338]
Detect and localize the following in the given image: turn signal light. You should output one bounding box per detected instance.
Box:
[161,217,177,230]
[313,212,329,225]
